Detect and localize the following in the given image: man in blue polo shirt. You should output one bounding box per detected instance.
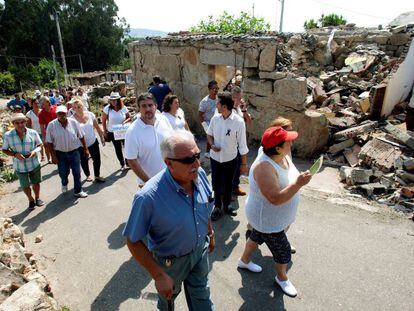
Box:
[7,94,28,112]
[123,130,215,311]
[148,75,172,111]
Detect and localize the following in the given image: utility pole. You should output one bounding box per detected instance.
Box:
[51,45,61,91]
[78,54,84,74]
[279,0,285,33]
[52,9,69,86]
[252,2,255,17]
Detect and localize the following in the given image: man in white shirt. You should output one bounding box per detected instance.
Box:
[125,93,172,184]
[46,105,88,198]
[207,92,249,221]
[199,80,219,159]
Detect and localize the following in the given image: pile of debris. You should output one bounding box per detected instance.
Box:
[0,217,60,310]
[89,81,136,121]
[322,112,414,212]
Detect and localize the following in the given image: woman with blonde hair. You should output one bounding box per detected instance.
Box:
[70,98,106,183]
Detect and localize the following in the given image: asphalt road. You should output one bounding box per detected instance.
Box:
[1,143,413,311]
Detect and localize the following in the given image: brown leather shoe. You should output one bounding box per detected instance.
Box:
[233,187,246,196]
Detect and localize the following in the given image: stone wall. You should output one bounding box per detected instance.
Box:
[0,218,59,310]
[129,26,413,158]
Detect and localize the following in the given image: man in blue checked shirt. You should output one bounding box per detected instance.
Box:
[123,130,215,311]
[2,113,44,210]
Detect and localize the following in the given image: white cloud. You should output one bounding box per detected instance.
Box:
[116,0,413,33]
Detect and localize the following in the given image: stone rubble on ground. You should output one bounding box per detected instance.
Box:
[0,218,59,310]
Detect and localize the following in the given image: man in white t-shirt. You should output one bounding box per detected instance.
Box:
[199,80,219,159]
[125,93,172,184]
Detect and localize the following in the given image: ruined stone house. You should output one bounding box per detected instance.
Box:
[128,24,414,158]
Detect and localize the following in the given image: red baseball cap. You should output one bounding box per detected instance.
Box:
[261,126,298,149]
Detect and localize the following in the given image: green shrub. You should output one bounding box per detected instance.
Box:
[190,11,270,35]
[304,13,348,30]
[304,19,318,30]
[0,71,16,94]
[319,14,347,27]
[0,166,17,183]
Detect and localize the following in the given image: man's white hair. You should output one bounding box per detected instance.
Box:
[160,130,195,159]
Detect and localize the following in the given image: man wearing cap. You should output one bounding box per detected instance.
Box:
[207,91,248,221]
[237,126,311,298]
[2,113,45,210]
[125,92,172,184]
[46,105,89,198]
[123,130,215,310]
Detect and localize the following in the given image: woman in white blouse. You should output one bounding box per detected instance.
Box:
[26,98,46,161]
[161,95,190,131]
[102,92,131,170]
[71,99,106,183]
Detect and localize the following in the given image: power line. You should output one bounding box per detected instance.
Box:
[306,0,392,21]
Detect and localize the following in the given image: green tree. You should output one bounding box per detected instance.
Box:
[304,13,347,30]
[0,71,16,94]
[304,19,318,30]
[319,13,347,27]
[0,0,128,72]
[190,11,270,35]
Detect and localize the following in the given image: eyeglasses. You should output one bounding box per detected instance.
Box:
[168,152,201,164]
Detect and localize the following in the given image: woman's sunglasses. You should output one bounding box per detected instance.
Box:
[168,152,201,164]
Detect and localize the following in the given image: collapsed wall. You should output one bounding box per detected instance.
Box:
[129,25,414,158]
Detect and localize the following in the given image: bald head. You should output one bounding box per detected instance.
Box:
[161,130,196,159]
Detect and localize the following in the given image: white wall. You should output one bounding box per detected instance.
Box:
[382,39,414,116]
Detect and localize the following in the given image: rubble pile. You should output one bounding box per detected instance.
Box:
[328,118,414,208]
[284,25,414,212]
[89,81,136,121]
[0,217,59,310]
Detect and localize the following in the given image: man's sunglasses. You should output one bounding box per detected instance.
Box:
[168,152,201,164]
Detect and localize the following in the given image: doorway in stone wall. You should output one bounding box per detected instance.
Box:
[208,65,242,91]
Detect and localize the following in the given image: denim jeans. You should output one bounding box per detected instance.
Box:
[153,237,214,311]
[56,149,82,194]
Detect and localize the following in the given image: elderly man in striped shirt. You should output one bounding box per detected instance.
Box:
[46,105,89,198]
[2,113,44,210]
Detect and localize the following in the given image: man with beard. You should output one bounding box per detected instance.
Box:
[125,93,172,184]
[46,105,89,198]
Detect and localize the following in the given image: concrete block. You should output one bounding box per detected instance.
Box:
[259,46,277,71]
[200,48,235,66]
[244,48,259,68]
[243,78,273,97]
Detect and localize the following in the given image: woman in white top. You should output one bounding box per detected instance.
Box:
[161,95,190,131]
[71,99,106,183]
[102,92,131,170]
[26,99,46,161]
[237,126,311,298]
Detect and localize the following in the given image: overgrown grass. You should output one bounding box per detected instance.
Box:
[0,165,17,183]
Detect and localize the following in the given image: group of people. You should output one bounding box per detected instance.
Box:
[121,77,312,309]
[3,87,105,204]
[3,75,312,310]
